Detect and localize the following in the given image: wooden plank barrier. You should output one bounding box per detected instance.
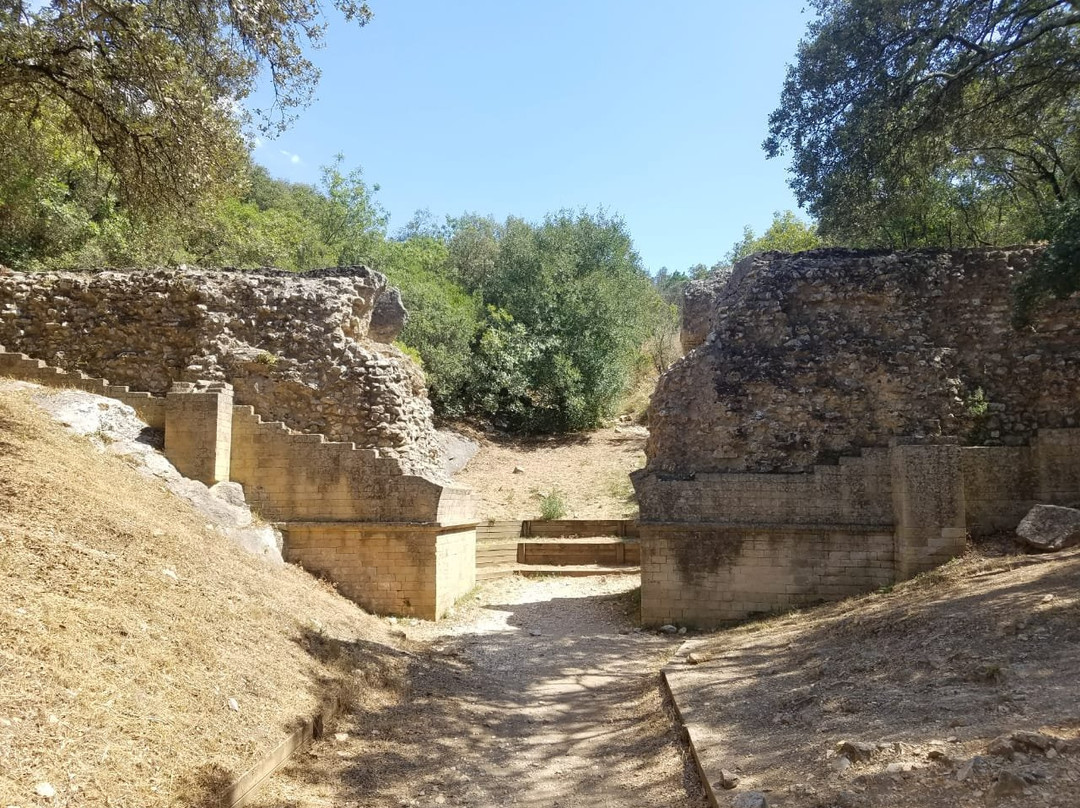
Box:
[520,519,638,538]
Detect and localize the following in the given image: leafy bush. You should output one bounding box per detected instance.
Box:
[445,209,665,433]
[1015,200,1080,325]
[538,489,568,521]
[375,238,480,414]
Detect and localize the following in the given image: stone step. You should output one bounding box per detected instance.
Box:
[517,539,640,567]
[476,562,641,581]
[515,564,640,578]
[476,563,519,582]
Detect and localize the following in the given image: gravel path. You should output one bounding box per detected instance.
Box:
[251,575,707,807]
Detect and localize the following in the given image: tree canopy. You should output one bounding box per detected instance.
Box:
[726,210,822,263]
[766,0,1080,250]
[0,0,372,210]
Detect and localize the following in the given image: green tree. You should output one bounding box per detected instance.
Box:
[375,237,480,412]
[0,0,373,212]
[726,210,822,263]
[1016,197,1080,321]
[185,155,386,269]
[446,213,502,294]
[765,0,1080,250]
[316,155,388,266]
[471,209,662,432]
[0,100,191,270]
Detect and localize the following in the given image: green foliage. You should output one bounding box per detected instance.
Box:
[652,262,719,308]
[0,103,192,270]
[537,489,568,521]
[766,0,1080,251]
[455,209,662,433]
[0,0,372,212]
[458,306,540,428]
[375,238,480,412]
[318,155,388,266]
[393,342,424,367]
[1016,199,1080,322]
[727,210,822,263]
[184,157,386,270]
[965,387,989,418]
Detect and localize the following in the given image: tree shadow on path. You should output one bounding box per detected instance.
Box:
[255,582,707,808]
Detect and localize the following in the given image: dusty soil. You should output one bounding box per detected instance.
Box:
[0,386,408,808]
[666,543,1080,808]
[451,425,647,520]
[250,575,707,808]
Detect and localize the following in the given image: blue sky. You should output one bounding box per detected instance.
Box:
[250,1,813,273]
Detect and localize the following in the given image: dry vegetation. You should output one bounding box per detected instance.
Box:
[0,388,410,808]
[452,424,647,520]
[669,541,1080,807]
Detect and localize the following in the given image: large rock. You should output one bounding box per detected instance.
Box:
[369,286,408,343]
[1016,504,1080,552]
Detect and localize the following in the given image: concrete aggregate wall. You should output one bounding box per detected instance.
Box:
[638,246,1080,627]
[0,267,443,476]
[661,247,1080,474]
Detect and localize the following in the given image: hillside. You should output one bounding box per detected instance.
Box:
[453,424,647,520]
[0,387,410,807]
[666,542,1080,807]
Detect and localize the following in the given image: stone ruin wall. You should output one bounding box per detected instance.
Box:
[652,246,1080,475]
[0,266,444,478]
[635,246,1080,627]
[0,312,478,620]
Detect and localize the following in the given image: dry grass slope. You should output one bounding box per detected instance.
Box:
[669,544,1080,807]
[0,389,408,808]
[453,425,647,520]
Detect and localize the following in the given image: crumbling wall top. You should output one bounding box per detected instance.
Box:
[649,246,1080,475]
[0,266,440,476]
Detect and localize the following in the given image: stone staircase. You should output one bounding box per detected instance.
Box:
[475,520,641,581]
[0,345,167,427]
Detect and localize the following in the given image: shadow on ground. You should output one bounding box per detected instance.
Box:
[254,583,706,808]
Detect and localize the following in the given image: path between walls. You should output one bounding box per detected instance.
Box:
[249,575,709,808]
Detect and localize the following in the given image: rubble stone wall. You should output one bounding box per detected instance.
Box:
[0,267,441,476]
[660,247,1080,475]
[638,246,1080,627]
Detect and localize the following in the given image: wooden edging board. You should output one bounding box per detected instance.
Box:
[661,641,720,808]
[216,696,340,808]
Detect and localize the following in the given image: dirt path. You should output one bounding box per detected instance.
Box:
[251,576,706,807]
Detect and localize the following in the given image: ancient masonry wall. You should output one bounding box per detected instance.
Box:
[0,345,477,620]
[658,247,1080,475]
[634,434,1080,626]
[0,267,442,477]
[637,246,1080,627]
